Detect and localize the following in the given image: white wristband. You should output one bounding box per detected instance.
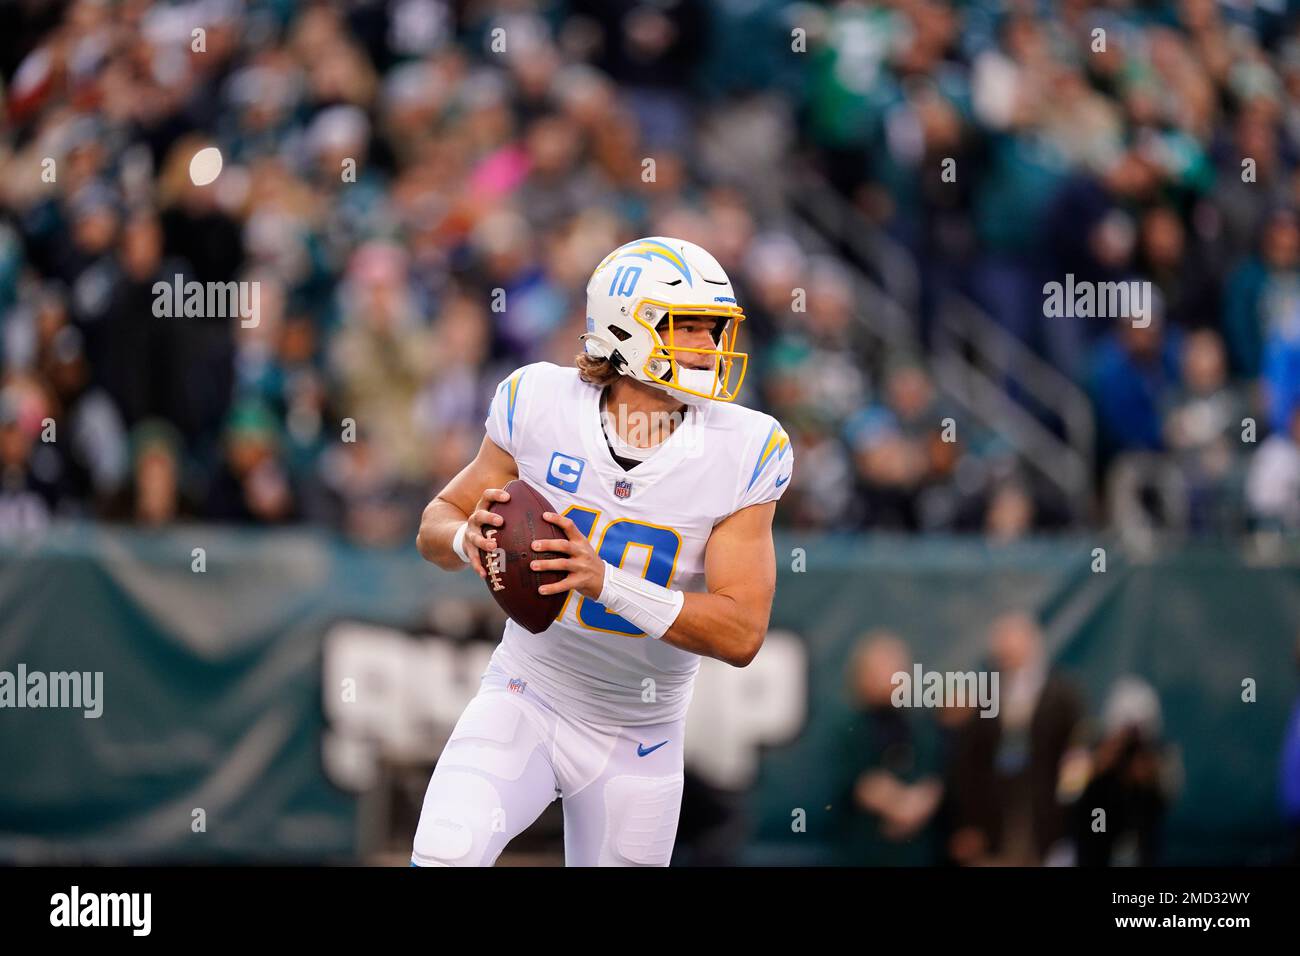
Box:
[451,521,471,564]
[595,562,685,640]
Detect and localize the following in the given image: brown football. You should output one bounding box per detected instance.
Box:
[479,479,568,634]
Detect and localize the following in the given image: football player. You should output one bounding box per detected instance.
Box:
[411,237,793,866]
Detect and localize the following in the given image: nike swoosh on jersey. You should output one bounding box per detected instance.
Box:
[637,740,669,757]
[775,473,790,488]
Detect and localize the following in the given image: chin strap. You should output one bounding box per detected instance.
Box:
[580,331,630,374]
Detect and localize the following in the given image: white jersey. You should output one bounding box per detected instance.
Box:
[481,362,794,726]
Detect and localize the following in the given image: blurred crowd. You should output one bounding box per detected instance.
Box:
[808,0,1300,534]
[0,0,1296,545]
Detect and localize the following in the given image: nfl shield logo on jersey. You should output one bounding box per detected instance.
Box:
[614,479,633,499]
[507,677,527,694]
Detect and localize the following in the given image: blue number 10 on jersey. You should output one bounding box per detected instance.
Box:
[562,507,681,637]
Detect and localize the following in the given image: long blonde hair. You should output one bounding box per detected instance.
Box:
[575,353,620,387]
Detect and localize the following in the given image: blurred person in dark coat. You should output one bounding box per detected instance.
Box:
[206,400,298,525]
[947,612,1083,865]
[835,631,945,865]
[37,324,128,512]
[1070,676,1179,866]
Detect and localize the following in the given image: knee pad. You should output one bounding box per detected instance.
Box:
[412,693,548,866]
[411,770,502,866]
[602,774,684,866]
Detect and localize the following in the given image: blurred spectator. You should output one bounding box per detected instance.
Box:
[836,631,944,865]
[315,424,421,548]
[844,363,959,531]
[1042,152,1154,379]
[1088,315,1182,466]
[1137,205,1219,334]
[569,0,704,145]
[1069,676,1179,866]
[129,419,185,527]
[101,210,187,429]
[206,400,297,525]
[1223,207,1300,434]
[1246,405,1300,530]
[766,257,872,427]
[328,241,434,483]
[982,479,1036,543]
[38,323,128,510]
[1162,330,1248,531]
[0,378,58,538]
[947,612,1083,866]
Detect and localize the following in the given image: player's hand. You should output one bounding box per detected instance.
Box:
[464,488,510,579]
[531,511,605,600]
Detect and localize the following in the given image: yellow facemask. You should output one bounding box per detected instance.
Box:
[630,298,749,403]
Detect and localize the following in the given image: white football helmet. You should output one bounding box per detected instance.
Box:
[581,237,748,404]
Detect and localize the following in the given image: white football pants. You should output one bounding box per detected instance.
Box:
[411,659,685,867]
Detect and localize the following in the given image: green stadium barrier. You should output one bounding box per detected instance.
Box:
[0,526,1294,864]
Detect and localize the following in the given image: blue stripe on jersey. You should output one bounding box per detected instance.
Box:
[506,370,525,439]
[746,422,790,491]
